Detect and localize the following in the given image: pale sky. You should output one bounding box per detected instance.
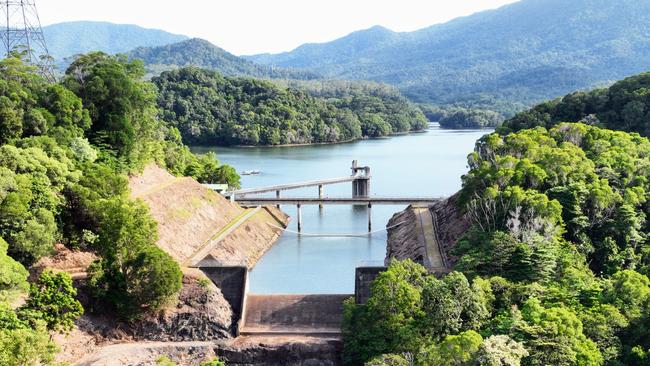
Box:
[37,0,520,55]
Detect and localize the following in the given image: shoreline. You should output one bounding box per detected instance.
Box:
[191,127,433,149]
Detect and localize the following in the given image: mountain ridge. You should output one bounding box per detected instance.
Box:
[246,0,650,114]
[43,21,189,59]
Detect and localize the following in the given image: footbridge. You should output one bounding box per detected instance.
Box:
[208,160,441,232]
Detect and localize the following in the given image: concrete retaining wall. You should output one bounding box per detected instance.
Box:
[241,294,350,335]
[354,266,387,304]
[200,266,248,335]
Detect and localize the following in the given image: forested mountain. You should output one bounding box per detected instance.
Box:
[128,38,319,80]
[500,71,650,136]
[153,68,426,146]
[345,123,650,366]
[248,0,650,115]
[43,21,188,60]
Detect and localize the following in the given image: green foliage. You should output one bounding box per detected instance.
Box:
[0,302,57,366]
[500,72,650,136]
[424,106,504,129]
[280,79,428,137]
[154,68,425,146]
[342,260,492,365]
[460,124,650,277]
[63,52,162,169]
[156,356,177,366]
[0,238,28,302]
[20,270,83,333]
[248,1,650,114]
[515,298,603,366]
[474,335,528,366]
[200,359,226,366]
[365,354,411,366]
[88,198,182,319]
[418,330,483,366]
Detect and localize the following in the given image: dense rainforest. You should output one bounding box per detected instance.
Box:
[343,123,650,365]
[153,68,427,146]
[420,105,504,129]
[500,72,650,137]
[0,53,238,364]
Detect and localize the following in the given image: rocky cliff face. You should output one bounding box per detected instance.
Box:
[430,193,470,265]
[217,336,343,366]
[385,206,426,265]
[386,193,470,266]
[133,269,234,341]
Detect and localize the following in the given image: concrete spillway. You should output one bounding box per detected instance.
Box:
[240,294,350,335]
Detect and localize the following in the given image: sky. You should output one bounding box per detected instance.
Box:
[37,0,520,56]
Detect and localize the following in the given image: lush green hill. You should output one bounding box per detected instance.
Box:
[247,0,650,115]
[153,68,426,146]
[43,21,188,60]
[128,38,319,80]
[499,71,650,135]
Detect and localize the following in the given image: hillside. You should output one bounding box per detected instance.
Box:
[153,68,426,146]
[247,0,650,115]
[128,38,319,80]
[500,71,650,136]
[43,21,188,59]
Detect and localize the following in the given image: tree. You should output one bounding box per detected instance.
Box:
[20,270,83,333]
[0,237,28,302]
[0,302,57,366]
[474,335,528,366]
[418,330,483,366]
[88,197,182,319]
[515,298,603,366]
[365,354,411,366]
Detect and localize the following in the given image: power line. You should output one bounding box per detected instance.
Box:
[0,0,55,81]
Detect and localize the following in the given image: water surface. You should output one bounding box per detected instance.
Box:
[192,124,490,294]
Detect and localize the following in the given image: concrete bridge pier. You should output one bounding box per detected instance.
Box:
[297,204,302,233]
[318,184,324,210]
[368,203,372,232]
[276,190,281,208]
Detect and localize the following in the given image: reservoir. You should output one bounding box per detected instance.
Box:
[192,124,490,294]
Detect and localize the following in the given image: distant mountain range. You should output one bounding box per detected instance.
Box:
[43,21,188,60]
[127,38,319,80]
[247,0,650,114]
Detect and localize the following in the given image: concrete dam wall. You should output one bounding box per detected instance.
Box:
[241,294,349,335]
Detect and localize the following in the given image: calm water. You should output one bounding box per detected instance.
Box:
[192,124,490,294]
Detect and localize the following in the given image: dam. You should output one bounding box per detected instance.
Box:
[192,124,489,294]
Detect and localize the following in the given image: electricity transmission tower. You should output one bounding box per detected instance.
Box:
[1,0,55,80]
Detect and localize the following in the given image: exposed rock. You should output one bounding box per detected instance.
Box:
[133,269,234,341]
[430,193,470,265]
[216,336,343,366]
[386,193,470,266]
[385,206,426,265]
[30,243,98,281]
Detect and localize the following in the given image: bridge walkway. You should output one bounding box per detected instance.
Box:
[229,176,360,196]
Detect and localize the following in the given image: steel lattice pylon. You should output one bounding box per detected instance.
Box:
[1,0,55,80]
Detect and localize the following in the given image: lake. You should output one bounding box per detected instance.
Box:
[192,124,490,294]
